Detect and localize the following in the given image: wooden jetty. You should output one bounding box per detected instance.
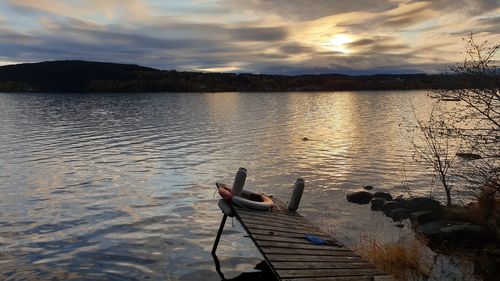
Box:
[212,199,393,281]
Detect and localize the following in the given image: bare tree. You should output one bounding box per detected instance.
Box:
[439,34,499,196]
[410,102,457,206]
[410,34,499,205]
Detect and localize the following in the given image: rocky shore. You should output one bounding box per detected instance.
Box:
[346,189,496,249]
[347,187,500,279]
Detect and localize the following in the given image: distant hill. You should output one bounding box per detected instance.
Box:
[0,60,466,93]
[0,61,158,92]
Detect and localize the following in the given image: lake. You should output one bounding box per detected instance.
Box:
[0,91,442,280]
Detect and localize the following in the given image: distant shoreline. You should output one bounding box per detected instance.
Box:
[0,60,484,93]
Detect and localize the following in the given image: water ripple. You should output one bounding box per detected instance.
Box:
[0,91,442,280]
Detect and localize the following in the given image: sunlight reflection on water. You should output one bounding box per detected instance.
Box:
[0,91,447,280]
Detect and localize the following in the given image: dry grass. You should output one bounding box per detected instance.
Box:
[471,184,500,235]
[356,235,432,281]
[443,184,500,236]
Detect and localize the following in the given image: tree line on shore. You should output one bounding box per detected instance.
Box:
[0,60,482,93]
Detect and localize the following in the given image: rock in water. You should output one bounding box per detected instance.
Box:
[406,197,441,212]
[381,200,405,216]
[410,210,443,226]
[370,198,386,211]
[363,185,374,190]
[346,191,373,204]
[373,191,392,201]
[390,208,412,221]
[394,196,407,203]
[415,220,492,248]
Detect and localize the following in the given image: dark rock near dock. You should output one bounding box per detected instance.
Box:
[373,191,392,201]
[410,210,444,226]
[415,220,493,248]
[363,185,374,190]
[390,208,412,221]
[394,196,407,203]
[381,200,405,216]
[370,198,386,211]
[406,197,442,212]
[346,191,373,204]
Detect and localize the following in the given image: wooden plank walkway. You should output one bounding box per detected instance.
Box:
[230,200,393,281]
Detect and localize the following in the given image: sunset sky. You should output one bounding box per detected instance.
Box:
[0,0,498,74]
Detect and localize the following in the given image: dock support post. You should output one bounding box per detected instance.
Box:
[211,214,227,255]
[211,214,228,280]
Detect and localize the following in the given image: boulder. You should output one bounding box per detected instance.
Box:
[381,200,405,216]
[410,210,444,226]
[370,198,386,211]
[406,197,442,212]
[390,208,412,221]
[373,191,392,201]
[415,220,492,249]
[394,196,407,203]
[346,191,373,205]
[363,185,374,190]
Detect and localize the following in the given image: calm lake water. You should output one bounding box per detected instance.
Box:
[0,91,445,280]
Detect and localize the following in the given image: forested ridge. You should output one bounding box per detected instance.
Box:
[0,60,474,93]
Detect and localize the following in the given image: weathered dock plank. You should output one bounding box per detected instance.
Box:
[252,234,333,244]
[238,212,314,227]
[256,241,346,251]
[243,222,327,236]
[272,261,375,270]
[277,268,384,278]
[249,229,333,240]
[266,254,365,263]
[227,200,393,281]
[281,276,394,281]
[244,218,323,232]
[260,247,357,256]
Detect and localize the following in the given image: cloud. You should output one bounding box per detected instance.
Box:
[230,27,288,42]
[476,16,500,34]
[242,50,442,75]
[333,1,439,32]
[0,16,290,71]
[414,0,500,15]
[381,1,437,27]
[346,37,410,54]
[231,0,398,21]
[8,0,151,21]
[0,0,498,74]
[279,43,316,55]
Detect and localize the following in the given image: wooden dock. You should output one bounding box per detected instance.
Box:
[213,199,393,281]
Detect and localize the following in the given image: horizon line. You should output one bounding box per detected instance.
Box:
[0,59,451,77]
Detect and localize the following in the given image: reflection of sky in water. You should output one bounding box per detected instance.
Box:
[0,91,453,280]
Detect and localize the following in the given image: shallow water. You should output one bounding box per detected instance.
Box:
[0,91,448,280]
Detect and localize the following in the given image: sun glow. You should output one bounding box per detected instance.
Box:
[323,34,353,54]
[196,66,241,73]
[0,60,23,66]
